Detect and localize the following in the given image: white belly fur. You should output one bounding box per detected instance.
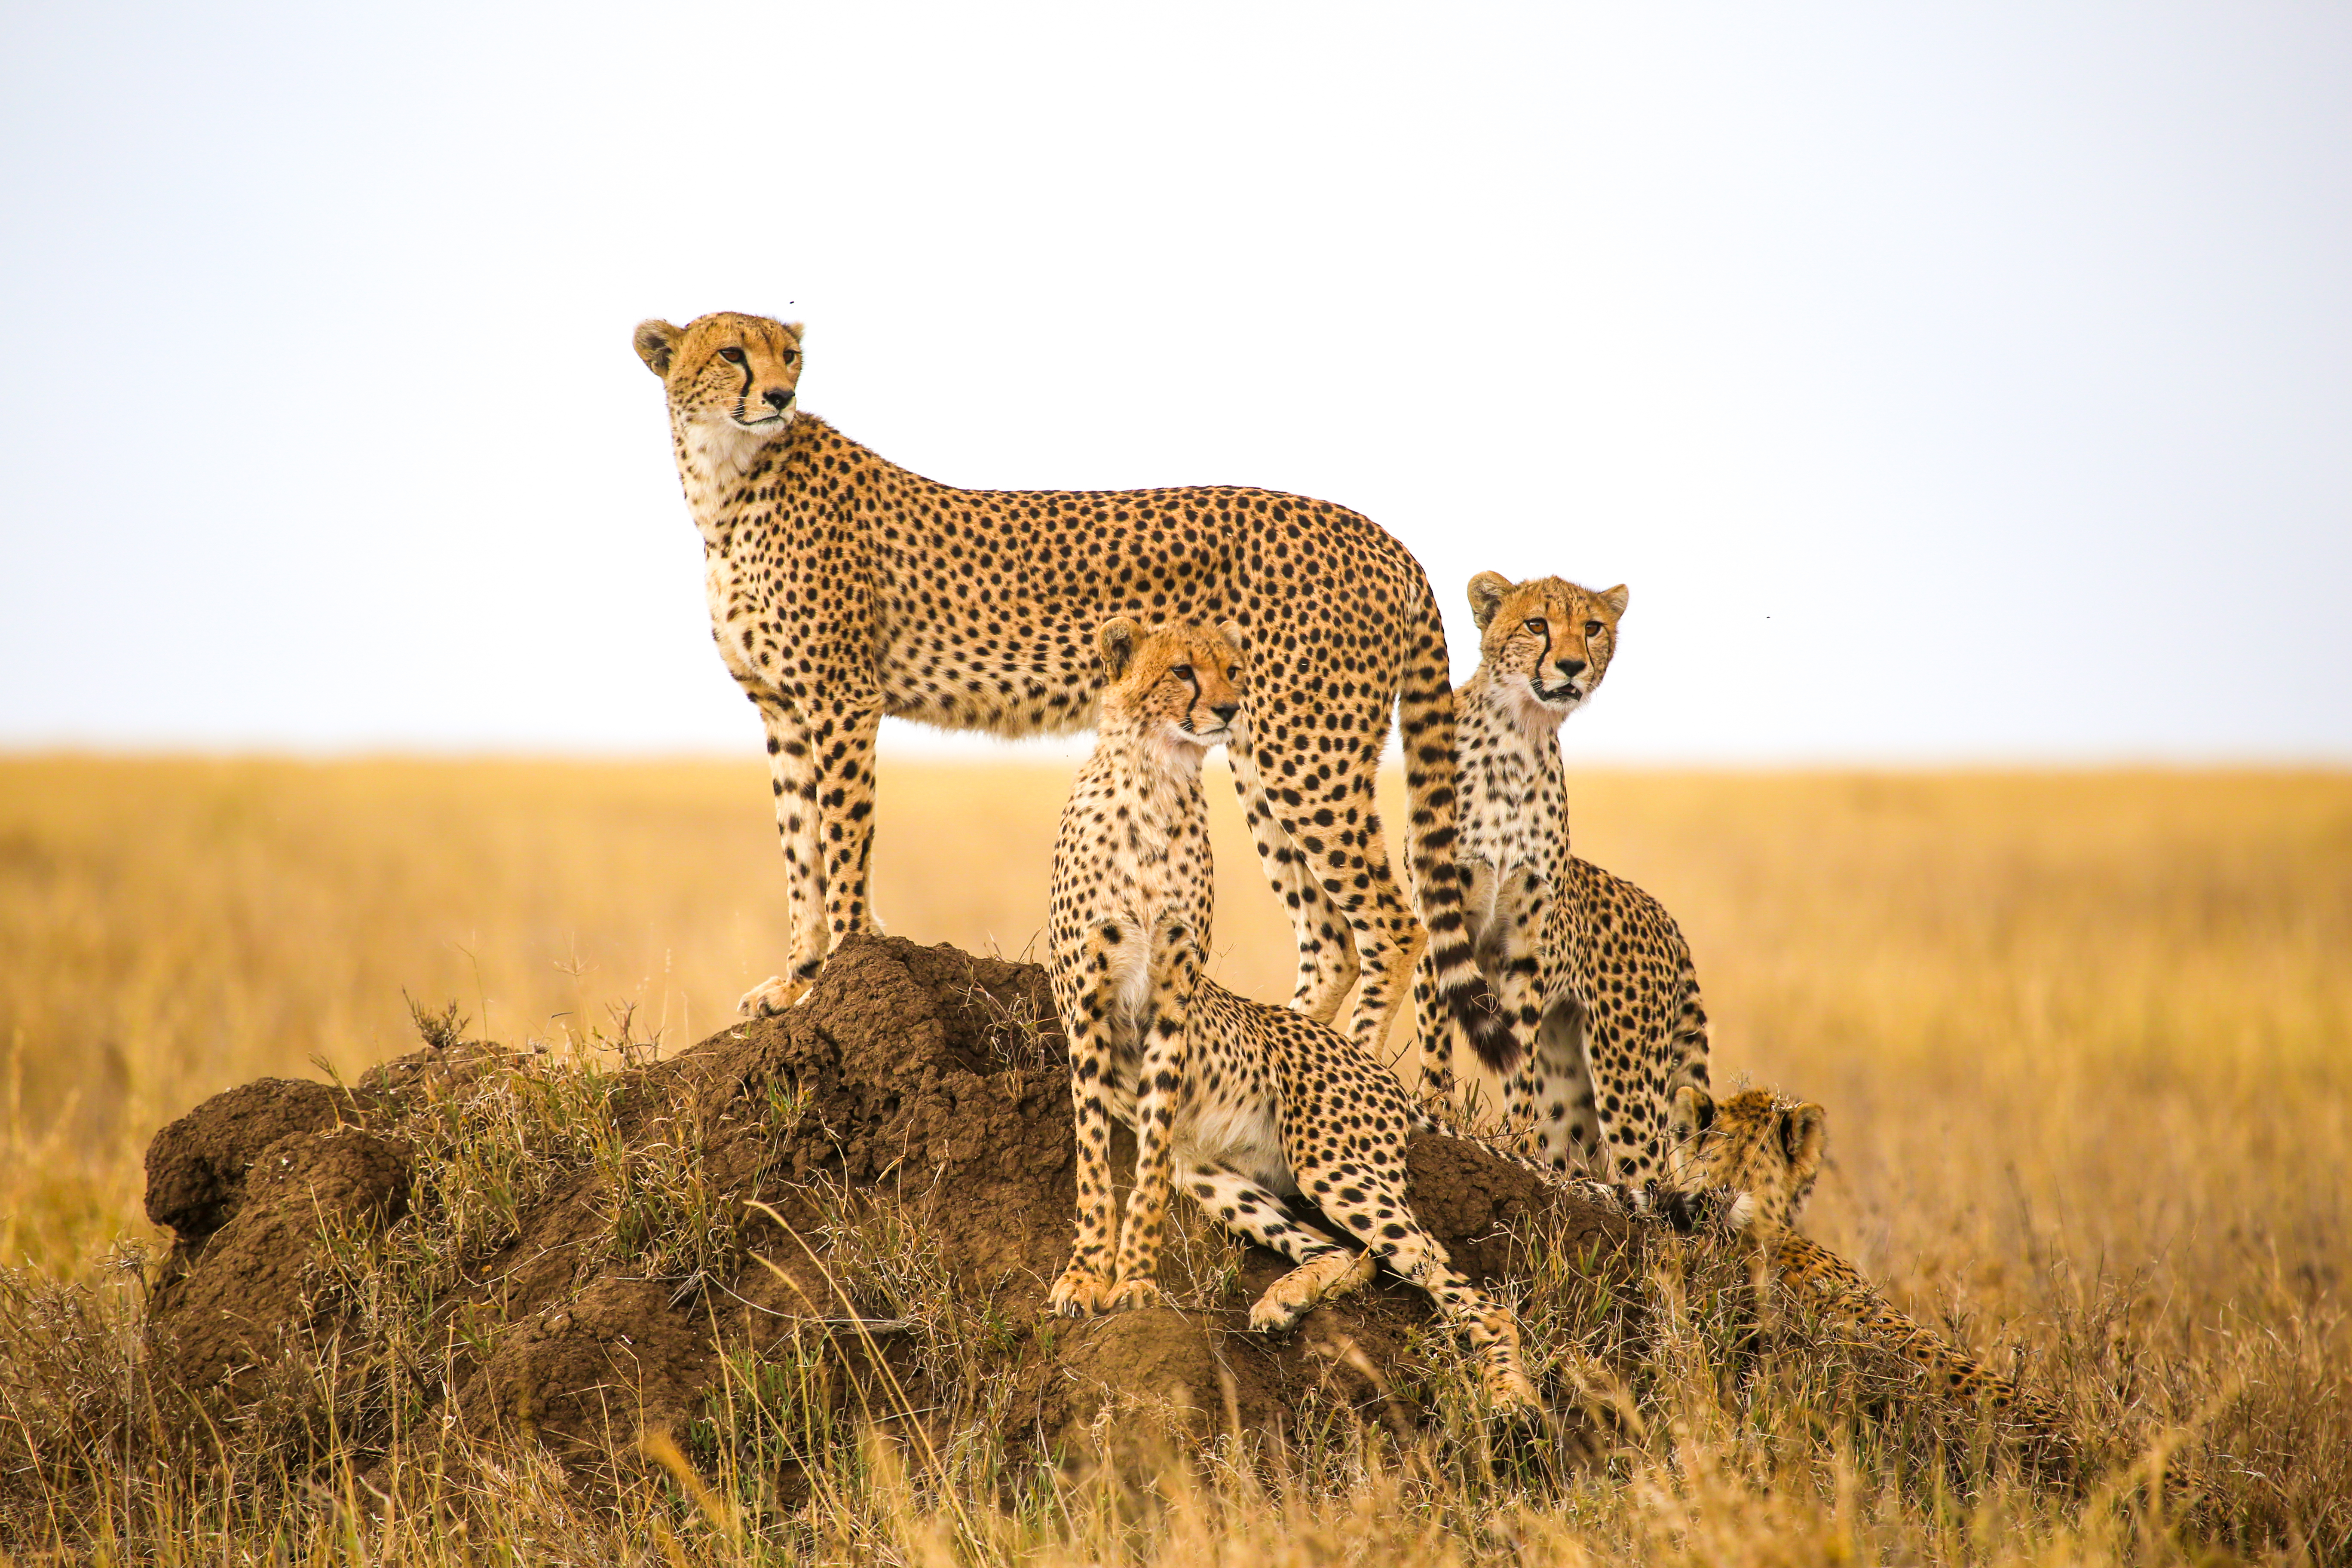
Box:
[1176,1095,1294,1195]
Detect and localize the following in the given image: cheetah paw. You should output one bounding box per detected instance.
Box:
[1247,1288,1313,1334]
[1047,1265,1120,1318]
[738,974,812,1019]
[1482,1368,1546,1421]
[1103,1276,1165,1312]
[1249,1249,1377,1332]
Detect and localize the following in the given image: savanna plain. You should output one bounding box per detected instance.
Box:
[1,755,2346,1565]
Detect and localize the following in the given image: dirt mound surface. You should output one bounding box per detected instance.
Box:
[141,937,1655,1471]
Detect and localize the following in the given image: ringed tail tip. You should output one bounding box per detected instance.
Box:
[1451,980,1520,1075]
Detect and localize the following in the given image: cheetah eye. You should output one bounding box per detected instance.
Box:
[1169,665,1194,682]
[1584,621,1604,637]
[783,349,800,363]
[1522,618,1545,637]
[718,347,746,365]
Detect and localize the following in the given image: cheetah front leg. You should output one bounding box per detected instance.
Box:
[809,700,885,952]
[738,693,826,1017]
[1048,917,1145,1318]
[1102,916,1201,1310]
[1494,867,1549,1089]
[1482,868,1575,1158]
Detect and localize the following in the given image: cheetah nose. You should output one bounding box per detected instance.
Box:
[1211,702,1240,725]
[762,387,794,410]
[1555,658,1587,677]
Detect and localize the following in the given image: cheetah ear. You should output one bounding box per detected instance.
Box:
[1599,583,1629,619]
[782,320,805,343]
[633,319,682,377]
[1669,1084,1716,1140]
[1097,617,1141,682]
[1467,572,1512,631]
[1215,620,1245,663]
[1779,1102,1827,1178]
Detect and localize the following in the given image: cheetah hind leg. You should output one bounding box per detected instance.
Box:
[1179,1162,1376,1331]
[1408,940,1455,1099]
[1228,736,1359,1024]
[1301,1162,1541,1416]
[1290,729,1427,1058]
[1513,993,1602,1172]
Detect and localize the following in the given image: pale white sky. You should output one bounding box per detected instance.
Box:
[2,2,2346,762]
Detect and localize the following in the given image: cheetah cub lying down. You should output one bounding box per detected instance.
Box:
[1667,1085,2074,1447]
[1044,617,1541,1412]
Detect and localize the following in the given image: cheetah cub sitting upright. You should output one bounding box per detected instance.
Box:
[1045,617,1541,1414]
[1666,1085,2075,1452]
[1412,572,1712,1181]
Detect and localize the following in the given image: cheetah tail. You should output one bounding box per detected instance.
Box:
[1393,577,1519,1074]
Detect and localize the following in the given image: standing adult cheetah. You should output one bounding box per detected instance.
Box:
[632,312,1507,1064]
[1411,573,1711,1180]
[1044,617,1539,1413]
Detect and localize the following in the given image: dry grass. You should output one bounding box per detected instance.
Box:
[1,754,2347,1562]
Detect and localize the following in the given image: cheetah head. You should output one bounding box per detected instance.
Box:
[1096,618,1246,760]
[633,313,805,438]
[1466,573,1628,737]
[1666,1084,1826,1240]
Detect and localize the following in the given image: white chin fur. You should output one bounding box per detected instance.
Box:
[1501,678,1575,741]
[1153,725,1215,775]
[681,414,778,482]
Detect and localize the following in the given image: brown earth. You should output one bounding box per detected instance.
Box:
[140,935,1660,1474]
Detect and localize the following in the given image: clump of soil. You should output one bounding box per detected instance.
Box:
[140,936,1660,1477]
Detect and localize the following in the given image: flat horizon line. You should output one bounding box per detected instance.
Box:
[3,744,2346,777]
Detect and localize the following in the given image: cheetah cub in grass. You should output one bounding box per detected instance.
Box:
[1413,573,1711,1181]
[1667,1085,2074,1450]
[1045,617,1540,1413]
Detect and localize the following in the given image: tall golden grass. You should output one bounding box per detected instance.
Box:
[2,755,2347,1561]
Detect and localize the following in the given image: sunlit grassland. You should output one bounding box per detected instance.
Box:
[1,755,2347,1562]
